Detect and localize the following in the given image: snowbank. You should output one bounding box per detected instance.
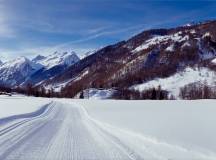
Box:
[0,95,50,119]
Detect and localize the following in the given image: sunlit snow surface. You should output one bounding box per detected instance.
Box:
[0,95,216,159]
[131,67,216,98]
[133,32,189,53]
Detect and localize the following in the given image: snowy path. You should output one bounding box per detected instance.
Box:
[0,101,135,160]
[0,101,215,160]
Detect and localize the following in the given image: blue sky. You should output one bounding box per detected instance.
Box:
[0,0,216,61]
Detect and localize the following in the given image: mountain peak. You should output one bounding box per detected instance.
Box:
[0,56,30,69]
[35,51,80,69]
[0,56,39,86]
[32,55,46,62]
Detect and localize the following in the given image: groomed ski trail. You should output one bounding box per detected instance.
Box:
[0,101,215,160]
[0,102,136,160]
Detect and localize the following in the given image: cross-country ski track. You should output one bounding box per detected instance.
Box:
[0,101,215,160]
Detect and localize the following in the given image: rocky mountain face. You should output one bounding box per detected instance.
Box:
[42,20,216,98]
[0,57,40,87]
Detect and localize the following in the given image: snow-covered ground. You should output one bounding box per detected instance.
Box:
[0,95,50,119]
[131,67,216,98]
[0,95,216,159]
[133,32,189,53]
[75,88,116,99]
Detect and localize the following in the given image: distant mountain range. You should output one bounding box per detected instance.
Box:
[0,52,80,87]
[1,20,216,99]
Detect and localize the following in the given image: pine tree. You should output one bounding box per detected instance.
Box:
[80,91,84,99]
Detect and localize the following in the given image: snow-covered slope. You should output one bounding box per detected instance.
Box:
[80,48,101,59]
[22,51,80,86]
[1,95,216,159]
[33,51,80,69]
[131,67,216,98]
[0,95,49,119]
[75,88,116,99]
[32,55,46,63]
[43,20,216,99]
[77,99,216,158]
[0,57,41,86]
[211,58,216,64]
[132,31,189,53]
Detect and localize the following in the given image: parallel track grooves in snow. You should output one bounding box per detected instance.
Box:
[0,101,215,160]
[0,102,52,136]
[0,102,135,160]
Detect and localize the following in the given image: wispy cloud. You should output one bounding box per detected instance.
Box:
[0,3,15,38]
[0,0,216,61]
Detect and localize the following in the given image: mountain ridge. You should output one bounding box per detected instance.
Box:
[0,52,80,87]
[1,20,216,99]
[40,20,216,98]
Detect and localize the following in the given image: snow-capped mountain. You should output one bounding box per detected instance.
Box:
[0,51,80,87]
[33,51,80,69]
[22,51,80,86]
[42,20,216,98]
[2,20,216,99]
[0,57,40,87]
[32,55,46,63]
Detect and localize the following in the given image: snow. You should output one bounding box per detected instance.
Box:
[44,70,90,93]
[0,95,49,119]
[32,55,46,62]
[190,29,196,34]
[184,23,192,27]
[73,69,89,82]
[202,32,211,38]
[181,41,191,48]
[0,57,41,85]
[211,58,216,64]
[0,95,216,159]
[77,99,216,159]
[197,38,216,60]
[76,88,115,99]
[131,67,216,98]
[34,51,80,69]
[45,79,73,92]
[80,48,101,59]
[133,32,189,53]
[165,44,174,52]
[0,57,38,71]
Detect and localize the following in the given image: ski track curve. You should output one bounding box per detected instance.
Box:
[0,101,215,160]
[0,101,135,160]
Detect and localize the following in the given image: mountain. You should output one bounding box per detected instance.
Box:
[32,55,46,63]
[81,48,101,59]
[41,20,216,98]
[23,51,80,86]
[0,60,2,65]
[33,51,80,69]
[0,57,40,87]
[0,51,80,87]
